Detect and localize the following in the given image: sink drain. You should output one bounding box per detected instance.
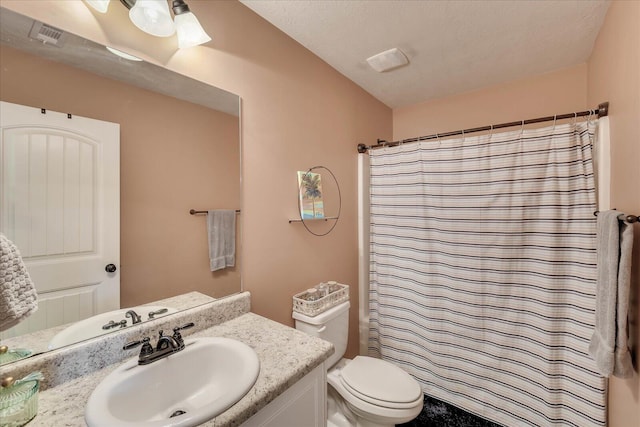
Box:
[170,410,186,418]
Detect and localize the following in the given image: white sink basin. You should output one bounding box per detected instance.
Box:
[85,337,260,427]
[48,305,177,349]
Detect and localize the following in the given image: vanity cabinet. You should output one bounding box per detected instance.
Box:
[241,363,326,427]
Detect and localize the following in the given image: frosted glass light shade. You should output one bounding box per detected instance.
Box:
[174,11,211,48]
[106,46,143,61]
[129,0,175,37]
[85,0,110,13]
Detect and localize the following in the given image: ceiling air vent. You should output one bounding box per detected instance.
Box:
[28,21,67,47]
[366,48,409,73]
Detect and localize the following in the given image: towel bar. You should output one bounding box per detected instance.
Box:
[190,209,241,215]
[594,211,638,223]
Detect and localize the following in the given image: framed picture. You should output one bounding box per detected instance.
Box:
[297,171,325,219]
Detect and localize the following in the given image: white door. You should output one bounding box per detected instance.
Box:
[0,101,120,338]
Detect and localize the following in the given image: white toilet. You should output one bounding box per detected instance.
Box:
[293,301,423,427]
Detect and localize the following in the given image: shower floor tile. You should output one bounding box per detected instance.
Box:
[399,394,503,427]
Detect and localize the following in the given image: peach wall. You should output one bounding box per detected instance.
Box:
[393,63,587,140]
[0,0,392,359]
[192,2,391,360]
[0,46,241,306]
[588,1,640,424]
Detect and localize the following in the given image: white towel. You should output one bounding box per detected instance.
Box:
[0,233,38,332]
[207,210,236,272]
[589,211,634,378]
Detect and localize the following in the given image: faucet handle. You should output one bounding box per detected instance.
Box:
[173,323,195,333]
[172,323,195,346]
[123,338,143,350]
[103,319,127,330]
[147,308,168,319]
[123,336,152,354]
[140,337,154,356]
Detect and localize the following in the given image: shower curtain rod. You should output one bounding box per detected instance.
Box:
[357,102,609,153]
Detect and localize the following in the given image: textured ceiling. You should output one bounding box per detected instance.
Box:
[241,0,610,109]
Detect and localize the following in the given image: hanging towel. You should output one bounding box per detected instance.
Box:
[0,233,38,332]
[207,210,236,272]
[589,210,634,378]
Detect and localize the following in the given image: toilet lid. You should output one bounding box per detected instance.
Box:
[340,356,422,406]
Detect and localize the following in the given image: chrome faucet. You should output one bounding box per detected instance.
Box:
[123,323,195,365]
[125,310,142,324]
[155,330,180,352]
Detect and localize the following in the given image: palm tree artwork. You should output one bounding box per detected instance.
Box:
[298,171,325,219]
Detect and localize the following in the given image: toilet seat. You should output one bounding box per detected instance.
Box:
[339,356,423,409]
[327,358,423,426]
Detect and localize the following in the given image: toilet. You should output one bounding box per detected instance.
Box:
[293,301,423,427]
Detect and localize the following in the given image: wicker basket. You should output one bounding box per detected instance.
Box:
[293,283,349,317]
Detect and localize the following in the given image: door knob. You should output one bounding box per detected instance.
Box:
[105,264,117,273]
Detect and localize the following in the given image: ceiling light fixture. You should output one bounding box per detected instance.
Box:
[366,48,409,73]
[83,0,211,48]
[129,0,175,37]
[85,0,111,13]
[172,0,211,49]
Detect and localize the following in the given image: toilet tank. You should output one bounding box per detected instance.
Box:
[293,301,350,369]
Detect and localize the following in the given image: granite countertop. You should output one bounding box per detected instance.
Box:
[3,291,215,356]
[27,312,334,427]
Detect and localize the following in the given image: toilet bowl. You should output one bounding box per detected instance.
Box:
[293,300,423,427]
[327,357,423,427]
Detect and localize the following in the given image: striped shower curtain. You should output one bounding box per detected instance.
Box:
[368,121,606,427]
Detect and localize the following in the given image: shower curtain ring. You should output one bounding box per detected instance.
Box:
[587,109,596,144]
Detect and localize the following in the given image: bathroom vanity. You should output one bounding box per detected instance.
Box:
[0,292,333,426]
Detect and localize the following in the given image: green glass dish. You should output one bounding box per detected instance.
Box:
[0,349,32,367]
[0,379,39,427]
